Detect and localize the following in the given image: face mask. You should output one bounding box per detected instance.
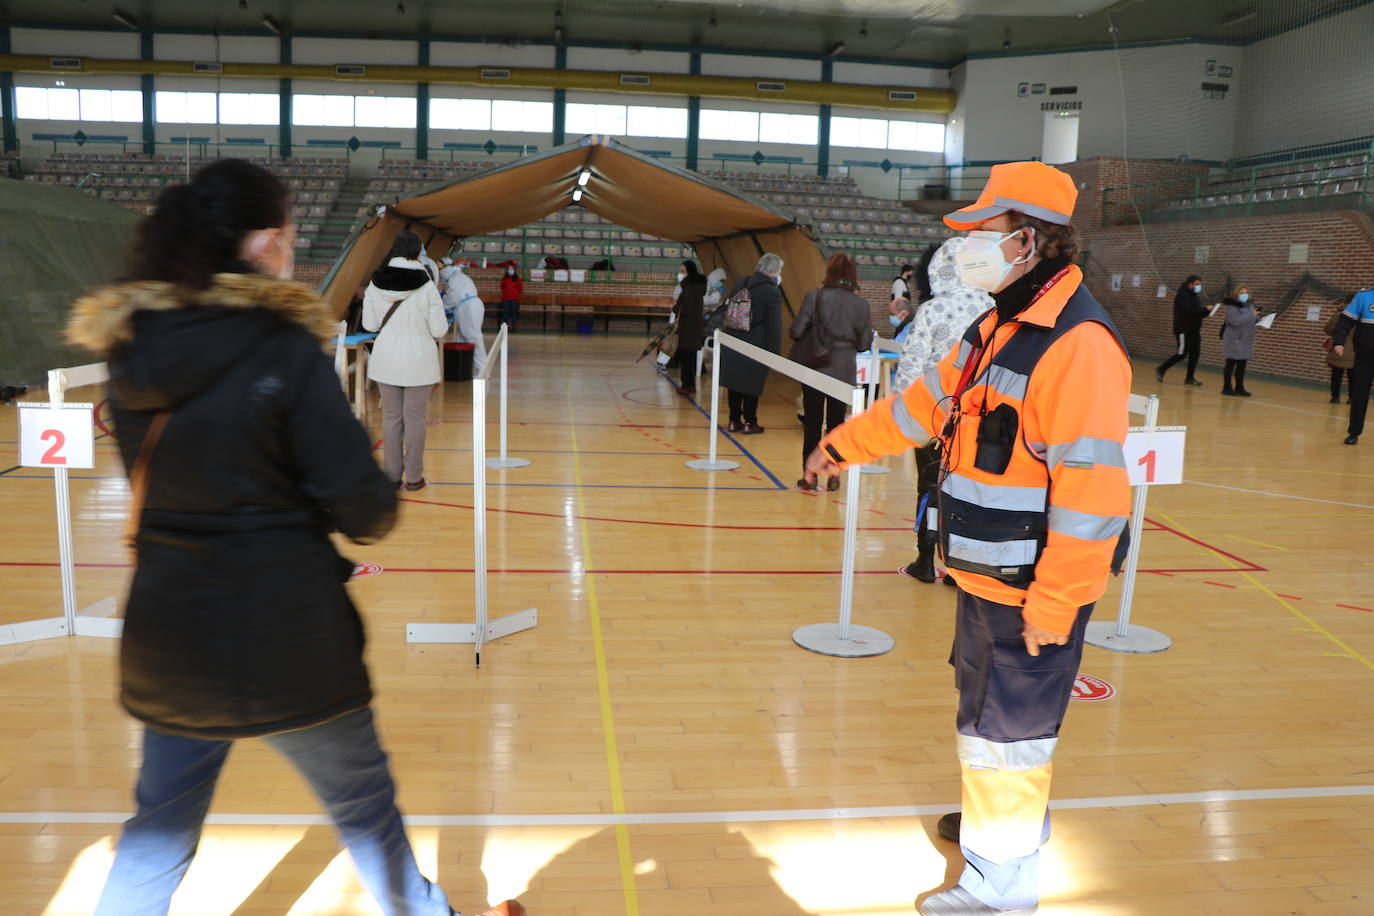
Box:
[1192,284,1202,293]
[1238,293,1249,304]
[506,269,515,276]
[774,274,783,285]
[955,228,1032,292]
[677,273,686,282]
[888,314,903,328]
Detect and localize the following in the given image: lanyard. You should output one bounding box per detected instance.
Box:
[951,266,1071,399]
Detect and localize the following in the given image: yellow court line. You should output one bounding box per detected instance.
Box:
[1157,511,1374,673]
[560,340,641,916]
[1224,534,1288,551]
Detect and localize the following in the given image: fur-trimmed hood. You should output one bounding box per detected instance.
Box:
[66,272,337,355]
[66,273,338,412]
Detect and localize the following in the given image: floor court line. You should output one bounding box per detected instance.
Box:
[0,474,779,491]
[1184,478,1374,511]
[676,386,788,490]
[6,783,1372,828]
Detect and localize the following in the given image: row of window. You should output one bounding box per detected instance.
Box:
[14,87,945,151]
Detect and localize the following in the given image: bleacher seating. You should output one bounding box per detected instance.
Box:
[1143,153,1371,221]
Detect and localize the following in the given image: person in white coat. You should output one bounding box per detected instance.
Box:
[362,231,449,491]
[440,257,487,375]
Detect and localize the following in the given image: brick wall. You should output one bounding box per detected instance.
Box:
[1060,158,1211,229]
[1077,209,1374,383]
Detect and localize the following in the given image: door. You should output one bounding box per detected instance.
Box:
[1041,112,1080,165]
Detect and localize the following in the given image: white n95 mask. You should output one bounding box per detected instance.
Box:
[955,228,1034,292]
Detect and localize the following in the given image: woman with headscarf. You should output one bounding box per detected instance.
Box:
[670,260,708,395]
[894,236,995,582]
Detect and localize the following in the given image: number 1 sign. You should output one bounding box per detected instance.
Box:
[1122,426,1186,487]
[18,403,96,469]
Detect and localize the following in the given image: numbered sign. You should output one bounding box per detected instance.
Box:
[1123,426,1186,487]
[855,354,876,385]
[18,403,96,469]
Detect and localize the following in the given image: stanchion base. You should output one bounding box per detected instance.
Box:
[860,465,892,475]
[0,597,123,646]
[686,459,740,471]
[486,457,532,469]
[792,623,895,658]
[406,608,539,645]
[1084,621,1172,654]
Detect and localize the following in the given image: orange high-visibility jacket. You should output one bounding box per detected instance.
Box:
[821,266,1132,635]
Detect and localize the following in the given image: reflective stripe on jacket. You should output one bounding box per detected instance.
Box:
[821,266,1131,635]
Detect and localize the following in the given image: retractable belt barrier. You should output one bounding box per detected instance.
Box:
[688,329,894,658]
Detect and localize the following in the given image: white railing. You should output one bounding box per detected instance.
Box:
[406,324,537,665]
[688,329,894,659]
[0,362,121,646]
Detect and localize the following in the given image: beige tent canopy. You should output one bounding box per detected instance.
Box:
[320,135,828,319]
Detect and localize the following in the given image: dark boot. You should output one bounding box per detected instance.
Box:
[904,549,937,582]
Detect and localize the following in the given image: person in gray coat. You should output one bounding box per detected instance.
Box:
[719,252,785,433]
[1221,283,1263,397]
[790,252,873,490]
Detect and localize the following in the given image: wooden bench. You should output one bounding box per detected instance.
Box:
[487,293,672,333]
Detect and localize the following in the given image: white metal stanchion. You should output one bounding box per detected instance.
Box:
[860,349,892,476]
[486,324,531,470]
[407,326,536,665]
[685,329,741,472]
[332,321,347,387]
[691,332,892,656]
[1,363,121,647]
[1085,393,1175,654]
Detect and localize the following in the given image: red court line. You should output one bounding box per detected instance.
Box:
[377,567,904,575]
[93,400,114,437]
[401,496,910,531]
[1144,515,1267,573]
[1203,580,1238,589]
[1337,604,1373,613]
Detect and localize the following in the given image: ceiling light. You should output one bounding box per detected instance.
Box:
[261,13,281,34]
[572,188,583,202]
[112,9,139,30]
[827,42,845,58]
[859,22,868,38]
[577,169,591,187]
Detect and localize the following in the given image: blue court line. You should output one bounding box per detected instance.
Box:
[0,474,776,492]
[653,368,787,490]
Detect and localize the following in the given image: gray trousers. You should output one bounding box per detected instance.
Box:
[378,383,431,484]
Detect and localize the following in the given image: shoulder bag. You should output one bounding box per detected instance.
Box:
[789,290,833,369]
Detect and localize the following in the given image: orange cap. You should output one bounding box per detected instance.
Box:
[944,161,1078,231]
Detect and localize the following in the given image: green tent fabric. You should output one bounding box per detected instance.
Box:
[0,178,141,386]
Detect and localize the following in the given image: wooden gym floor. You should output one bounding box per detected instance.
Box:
[1,333,1372,915]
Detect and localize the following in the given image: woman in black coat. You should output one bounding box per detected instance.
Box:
[718,252,785,433]
[66,159,519,916]
[671,259,708,395]
[1156,274,1209,386]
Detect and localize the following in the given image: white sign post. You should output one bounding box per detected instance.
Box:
[1085,393,1185,654]
[0,365,122,647]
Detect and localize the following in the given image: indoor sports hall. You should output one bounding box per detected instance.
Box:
[2,1,1373,915]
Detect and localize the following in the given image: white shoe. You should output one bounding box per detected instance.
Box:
[919,886,1037,915]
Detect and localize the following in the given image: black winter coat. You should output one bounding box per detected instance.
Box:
[718,272,784,397]
[67,273,397,739]
[1172,283,1208,335]
[672,274,708,352]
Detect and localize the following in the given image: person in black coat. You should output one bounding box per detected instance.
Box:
[1155,274,1209,386]
[65,159,519,916]
[718,252,785,433]
[671,259,708,395]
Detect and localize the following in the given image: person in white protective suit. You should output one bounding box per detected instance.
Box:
[439,258,487,374]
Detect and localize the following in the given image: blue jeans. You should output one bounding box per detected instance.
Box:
[94,707,451,916]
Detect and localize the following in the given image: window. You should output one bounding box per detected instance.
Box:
[430,98,491,131]
[701,109,763,143]
[16,86,142,122]
[155,91,218,124]
[759,112,817,146]
[491,100,552,133]
[626,106,688,139]
[888,120,945,153]
[217,92,280,126]
[353,95,416,129]
[565,103,627,136]
[292,94,415,128]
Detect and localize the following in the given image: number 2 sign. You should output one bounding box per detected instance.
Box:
[1122,427,1186,487]
[18,403,97,469]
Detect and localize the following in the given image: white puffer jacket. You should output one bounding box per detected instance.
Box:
[361,258,449,387]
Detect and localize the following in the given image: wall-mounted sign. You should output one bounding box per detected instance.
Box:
[1018,82,1030,97]
[1218,65,1234,78]
[1205,59,1217,76]
[1289,242,1309,264]
[1041,100,1083,112]
[1032,83,1046,95]
[1195,245,1210,264]
[1111,274,1122,291]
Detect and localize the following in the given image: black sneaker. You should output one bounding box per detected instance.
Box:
[1154,367,1165,382]
[1185,378,1202,387]
[1330,397,1342,404]
[1346,435,1359,445]
[727,421,744,433]
[741,423,765,435]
